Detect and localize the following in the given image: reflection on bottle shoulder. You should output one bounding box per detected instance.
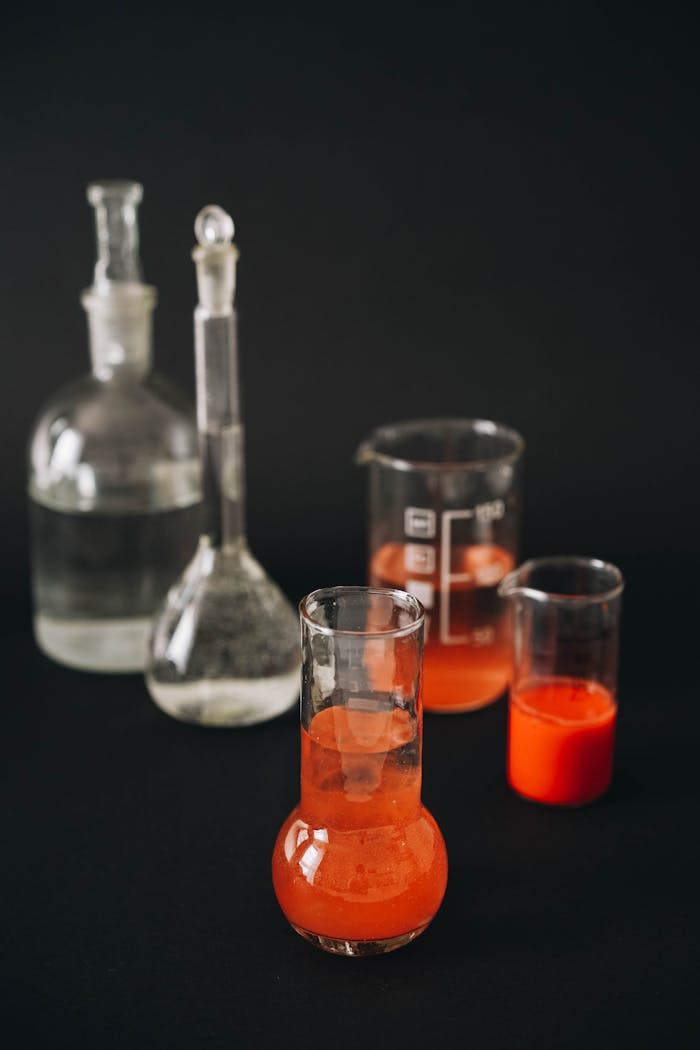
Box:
[29,456,202,515]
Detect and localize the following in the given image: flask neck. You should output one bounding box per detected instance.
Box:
[83,285,155,381]
[196,306,247,550]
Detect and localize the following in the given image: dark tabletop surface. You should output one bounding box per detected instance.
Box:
[3,551,698,1050]
[3,8,699,1047]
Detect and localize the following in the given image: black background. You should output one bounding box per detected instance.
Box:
[2,7,698,1049]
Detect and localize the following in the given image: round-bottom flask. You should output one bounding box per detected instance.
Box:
[272,587,448,955]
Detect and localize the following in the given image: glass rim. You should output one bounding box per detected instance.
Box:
[498,555,625,604]
[355,417,525,473]
[299,585,425,638]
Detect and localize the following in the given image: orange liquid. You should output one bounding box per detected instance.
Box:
[508,678,616,806]
[371,542,514,712]
[272,706,448,942]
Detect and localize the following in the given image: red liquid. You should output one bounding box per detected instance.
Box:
[371,542,514,712]
[508,678,616,806]
[272,706,448,943]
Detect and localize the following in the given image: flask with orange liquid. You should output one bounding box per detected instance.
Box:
[272,586,448,956]
[356,419,524,712]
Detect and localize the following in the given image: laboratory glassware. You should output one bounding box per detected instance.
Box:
[356,418,524,713]
[28,181,201,673]
[146,206,299,727]
[498,556,624,806]
[272,586,448,956]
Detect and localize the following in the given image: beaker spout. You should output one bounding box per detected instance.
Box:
[191,205,244,548]
[497,565,543,602]
[497,569,523,600]
[354,439,376,466]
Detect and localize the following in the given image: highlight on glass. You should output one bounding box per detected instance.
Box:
[499,556,625,807]
[272,586,448,956]
[356,418,524,713]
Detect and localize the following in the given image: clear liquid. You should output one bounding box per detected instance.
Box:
[30,499,201,672]
[145,543,301,727]
[146,670,300,727]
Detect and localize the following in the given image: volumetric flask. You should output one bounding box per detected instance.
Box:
[146,206,299,726]
[272,586,448,956]
[356,419,524,713]
[499,556,624,806]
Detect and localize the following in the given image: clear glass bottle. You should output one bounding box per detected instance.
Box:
[28,181,201,673]
[145,205,300,727]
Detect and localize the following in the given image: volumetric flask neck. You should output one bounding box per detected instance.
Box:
[191,206,245,551]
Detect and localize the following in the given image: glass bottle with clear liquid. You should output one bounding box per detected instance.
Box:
[145,206,300,726]
[28,181,201,673]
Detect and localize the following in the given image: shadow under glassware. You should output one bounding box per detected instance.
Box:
[356,418,524,713]
[272,585,448,956]
[499,556,625,807]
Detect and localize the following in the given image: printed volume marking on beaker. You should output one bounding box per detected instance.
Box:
[405,579,434,610]
[439,504,505,646]
[404,507,436,539]
[404,544,436,575]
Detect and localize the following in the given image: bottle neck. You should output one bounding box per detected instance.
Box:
[196,306,246,551]
[83,285,155,381]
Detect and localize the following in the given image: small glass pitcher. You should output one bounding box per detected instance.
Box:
[499,556,625,806]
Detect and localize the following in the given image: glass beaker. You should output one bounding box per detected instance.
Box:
[272,586,448,956]
[498,556,625,806]
[356,418,524,713]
